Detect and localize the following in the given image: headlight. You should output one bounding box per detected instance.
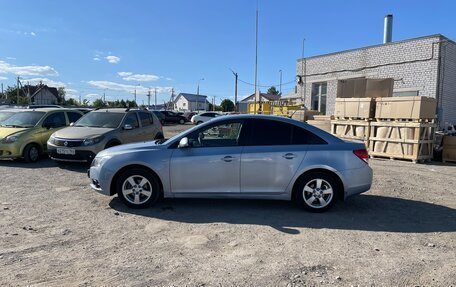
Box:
[1,134,19,144]
[83,136,104,146]
[91,155,111,167]
[48,134,56,145]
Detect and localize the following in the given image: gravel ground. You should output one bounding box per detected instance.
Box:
[0,123,455,287]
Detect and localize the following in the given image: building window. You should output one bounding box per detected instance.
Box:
[183,102,186,106]
[393,90,419,97]
[311,82,327,114]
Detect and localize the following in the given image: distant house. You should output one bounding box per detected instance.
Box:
[26,84,60,105]
[238,92,281,113]
[174,93,210,111]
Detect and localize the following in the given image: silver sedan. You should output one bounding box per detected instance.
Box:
[88,115,372,212]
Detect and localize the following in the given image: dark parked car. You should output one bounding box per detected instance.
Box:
[182,111,196,121]
[160,111,187,124]
[151,111,165,124]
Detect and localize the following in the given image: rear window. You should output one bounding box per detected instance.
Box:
[249,119,293,146]
[139,111,153,126]
[292,126,327,145]
[67,111,83,123]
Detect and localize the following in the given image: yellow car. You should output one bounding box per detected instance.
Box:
[0,108,83,162]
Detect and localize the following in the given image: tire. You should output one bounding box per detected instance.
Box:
[23,144,40,163]
[179,119,185,124]
[294,172,339,212]
[116,168,160,209]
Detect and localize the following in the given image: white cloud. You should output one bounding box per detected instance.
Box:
[85,93,100,98]
[0,76,7,80]
[23,77,66,87]
[30,32,36,36]
[123,74,160,82]
[0,60,58,76]
[6,57,16,60]
[87,80,172,94]
[117,72,132,77]
[93,57,101,61]
[105,55,120,64]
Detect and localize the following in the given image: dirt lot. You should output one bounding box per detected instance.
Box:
[1,123,455,287]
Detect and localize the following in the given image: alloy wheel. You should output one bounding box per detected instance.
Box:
[122,175,153,205]
[302,178,333,209]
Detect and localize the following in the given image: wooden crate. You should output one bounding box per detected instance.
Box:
[368,121,436,163]
[307,120,331,133]
[442,136,456,163]
[331,120,370,146]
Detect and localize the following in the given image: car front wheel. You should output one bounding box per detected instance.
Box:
[23,144,40,163]
[295,172,338,212]
[116,168,160,208]
[179,119,185,124]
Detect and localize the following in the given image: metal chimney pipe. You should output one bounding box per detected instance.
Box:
[383,14,393,43]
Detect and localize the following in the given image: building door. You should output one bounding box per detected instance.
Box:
[311,82,327,114]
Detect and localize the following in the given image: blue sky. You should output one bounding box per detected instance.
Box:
[0,0,455,105]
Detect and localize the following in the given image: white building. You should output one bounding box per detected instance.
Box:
[173,93,210,111]
[295,34,456,128]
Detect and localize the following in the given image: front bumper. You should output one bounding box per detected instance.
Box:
[47,141,104,163]
[0,143,22,159]
[88,166,110,196]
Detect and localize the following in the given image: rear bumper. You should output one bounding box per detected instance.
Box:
[339,164,373,199]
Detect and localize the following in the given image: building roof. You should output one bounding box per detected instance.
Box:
[25,84,59,99]
[240,93,281,102]
[176,93,209,103]
[297,34,454,62]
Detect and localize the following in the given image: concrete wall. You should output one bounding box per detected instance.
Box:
[296,35,444,122]
[439,39,456,127]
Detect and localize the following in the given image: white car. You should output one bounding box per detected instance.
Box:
[191,112,222,124]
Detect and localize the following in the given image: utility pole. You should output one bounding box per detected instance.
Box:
[231,70,238,112]
[147,88,151,108]
[301,38,306,104]
[134,88,137,104]
[253,3,259,114]
[16,76,20,105]
[196,78,204,112]
[1,83,3,99]
[154,88,157,109]
[279,69,282,95]
[212,96,215,111]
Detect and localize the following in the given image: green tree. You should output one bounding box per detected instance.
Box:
[93,98,105,108]
[65,98,77,106]
[57,87,66,104]
[5,86,27,105]
[220,99,235,112]
[267,86,280,96]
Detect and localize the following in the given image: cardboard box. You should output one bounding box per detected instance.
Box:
[443,136,456,162]
[337,78,393,98]
[334,98,375,119]
[375,96,437,120]
[307,120,331,133]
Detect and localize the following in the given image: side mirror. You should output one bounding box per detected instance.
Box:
[70,122,75,127]
[124,124,133,130]
[178,137,189,148]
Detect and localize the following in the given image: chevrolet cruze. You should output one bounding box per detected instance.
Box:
[88,115,373,212]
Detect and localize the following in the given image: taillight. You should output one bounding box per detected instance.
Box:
[353,149,369,163]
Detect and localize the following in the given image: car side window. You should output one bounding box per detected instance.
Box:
[124,113,139,129]
[67,111,82,123]
[43,112,67,128]
[139,111,153,127]
[187,121,244,148]
[292,126,327,145]
[249,119,293,146]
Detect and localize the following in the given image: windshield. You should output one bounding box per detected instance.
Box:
[74,112,125,128]
[1,111,45,128]
[0,111,16,123]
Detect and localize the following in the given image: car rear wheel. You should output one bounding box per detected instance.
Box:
[23,144,40,163]
[116,168,160,208]
[295,172,338,212]
[179,119,185,124]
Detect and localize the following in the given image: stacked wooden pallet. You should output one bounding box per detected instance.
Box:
[307,115,333,133]
[368,97,437,163]
[331,98,375,145]
[442,136,456,163]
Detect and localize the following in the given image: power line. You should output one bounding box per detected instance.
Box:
[238,78,295,88]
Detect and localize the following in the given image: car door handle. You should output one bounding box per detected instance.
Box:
[282,153,296,159]
[222,156,235,162]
